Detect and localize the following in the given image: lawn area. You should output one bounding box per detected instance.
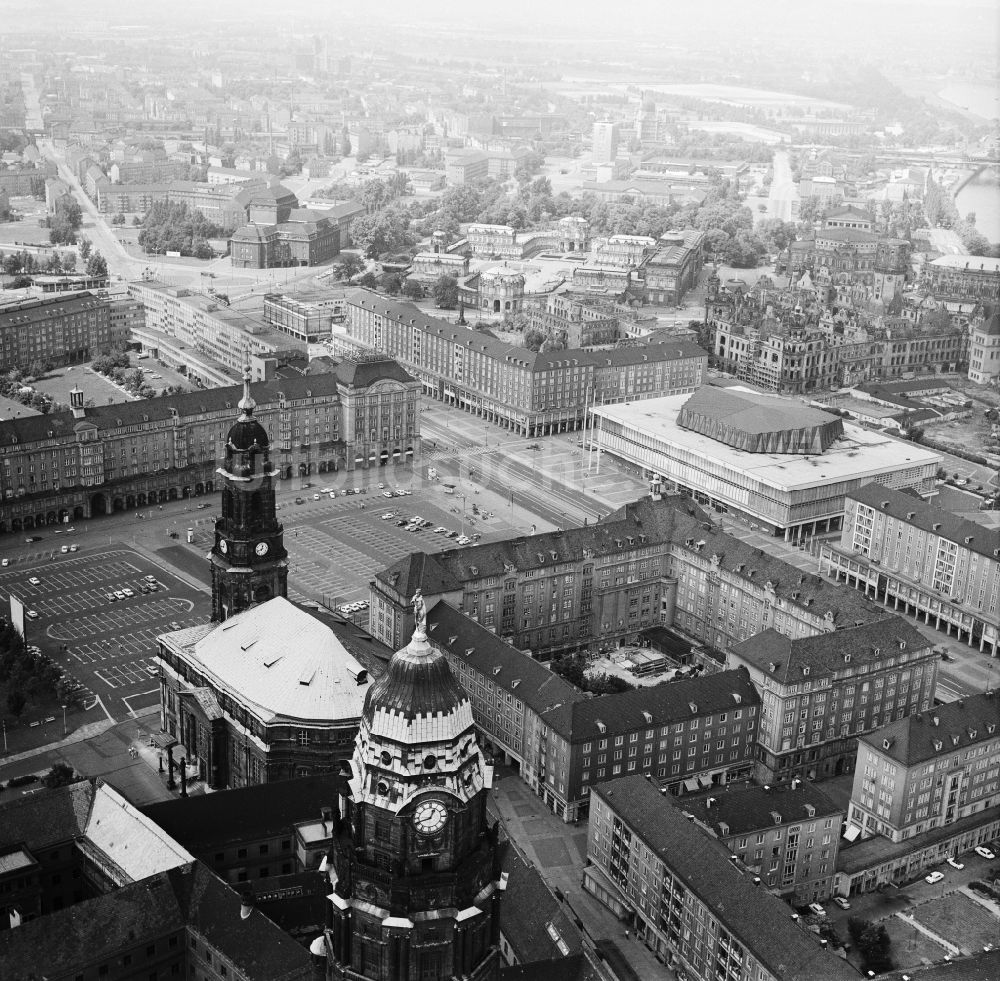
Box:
[32,366,135,408]
[879,915,948,970]
[0,218,54,247]
[911,891,1000,955]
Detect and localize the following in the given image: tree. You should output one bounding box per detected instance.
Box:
[358,270,379,289]
[401,278,424,300]
[77,237,92,261]
[27,360,47,380]
[432,274,458,310]
[340,132,352,157]
[349,207,413,259]
[524,327,547,352]
[336,253,363,280]
[111,213,126,226]
[379,272,402,295]
[86,251,108,280]
[42,763,77,789]
[49,197,82,245]
[6,688,26,718]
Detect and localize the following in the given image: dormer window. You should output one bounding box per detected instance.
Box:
[596,720,606,733]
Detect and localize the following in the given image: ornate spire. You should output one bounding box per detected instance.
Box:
[237,364,256,418]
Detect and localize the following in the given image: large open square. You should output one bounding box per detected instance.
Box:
[1,545,210,725]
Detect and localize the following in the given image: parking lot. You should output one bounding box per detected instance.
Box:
[1,546,210,722]
[187,482,520,622]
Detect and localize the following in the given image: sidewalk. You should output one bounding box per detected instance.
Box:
[490,770,677,981]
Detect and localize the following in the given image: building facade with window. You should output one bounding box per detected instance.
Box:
[584,777,857,981]
[845,691,1000,844]
[0,360,420,535]
[370,495,890,661]
[343,289,707,436]
[422,598,761,823]
[0,291,113,371]
[820,483,1000,655]
[676,782,844,904]
[728,618,937,783]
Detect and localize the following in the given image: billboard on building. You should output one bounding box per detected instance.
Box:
[9,594,25,636]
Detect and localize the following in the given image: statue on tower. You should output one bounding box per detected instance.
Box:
[411,588,427,634]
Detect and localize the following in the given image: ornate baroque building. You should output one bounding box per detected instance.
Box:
[323,596,501,980]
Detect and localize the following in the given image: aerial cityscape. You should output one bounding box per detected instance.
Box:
[0,1,999,979]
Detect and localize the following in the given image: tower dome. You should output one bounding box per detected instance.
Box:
[223,367,270,480]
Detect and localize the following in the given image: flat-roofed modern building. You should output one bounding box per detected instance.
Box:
[584,776,857,981]
[590,386,940,541]
[821,483,1000,655]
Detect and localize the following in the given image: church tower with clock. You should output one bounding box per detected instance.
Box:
[325,593,501,981]
[209,368,288,622]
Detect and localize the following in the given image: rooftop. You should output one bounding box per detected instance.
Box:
[930,255,1000,273]
[858,690,1000,767]
[593,777,857,981]
[677,780,844,838]
[730,619,932,685]
[847,483,1000,563]
[141,774,338,852]
[162,596,370,725]
[591,392,941,494]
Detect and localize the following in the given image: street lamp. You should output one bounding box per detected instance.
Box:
[61,704,66,736]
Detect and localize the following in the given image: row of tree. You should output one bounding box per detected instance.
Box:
[137,201,223,259]
[0,621,67,722]
[48,197,83,246]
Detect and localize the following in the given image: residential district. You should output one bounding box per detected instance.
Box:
[0,8,999,981]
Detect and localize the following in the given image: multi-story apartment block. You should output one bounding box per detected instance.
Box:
[424,598,759,821]
[0,291,112,371]
[584,777,856,981]
[344,289,706,435]
[845,691,1000,845]
[821,483,1000,655]
[926,255,1000,304]
[371,495,889,660]
[128,280,300,372]
[591,121,620,164]
[968,305,1000,385]
[728,618,937,782]
[676,781,844,903]
[0,358,420,534]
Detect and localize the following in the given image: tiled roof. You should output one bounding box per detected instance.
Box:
[141,774,339,852]
[677,781,843,838]
[499,955,601,981]
[847,483,1000,563]
[0,778,94,851]
[882,950,1000,981]
[542,667,759,742]
[731,619,931,685]
[346,290,707,374]
[592,777,857,981]
[498,842,584,962]
[380,494,887,630]
[858,690,1000,767]
[0,290,105,324]
[0,368,399,449]
[335,356,416,388]
[426,603,584,721]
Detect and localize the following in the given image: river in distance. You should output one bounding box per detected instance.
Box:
[955,170,1000,246]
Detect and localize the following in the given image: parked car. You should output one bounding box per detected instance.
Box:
[383,491,394,498]
[114,590,126,600]
[975,846,996,860]
[313,493,321,500]
[946,856,964,870]
[295,497,304,505]
[1,558,8,566]
[69,544,78,552]
[107,592,117,602]
[26,609,38,619]
[833,897,851,910]
[807,903,826,917]
[925,870,945,884]
[28,577,41,586]
[122,587,135,598]
[60,545,69,553]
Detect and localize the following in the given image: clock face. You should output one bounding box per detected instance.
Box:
[412,799,448,836]
[255,541,269,557]
[219,539,228,554]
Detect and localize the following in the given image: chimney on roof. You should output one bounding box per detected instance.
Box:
[933,715,939,726]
